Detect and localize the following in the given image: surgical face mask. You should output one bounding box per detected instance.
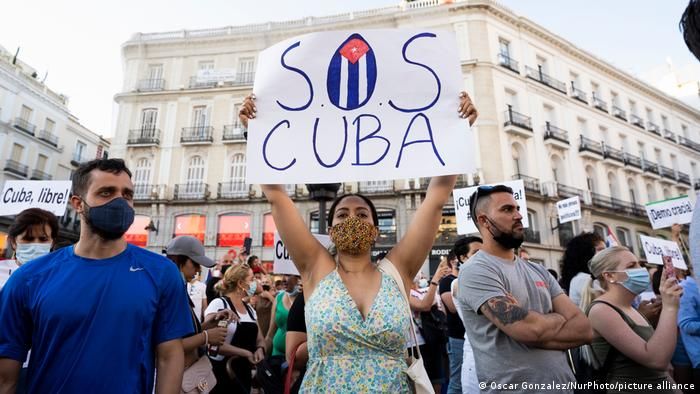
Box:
[418,279,429,289]
[610,268,650,295]
[485,217,524,250]
[246,280,257,297]
[329,216,378,255]
[287,284,301,297]
[15,243,52,264]
[83,198,135,240]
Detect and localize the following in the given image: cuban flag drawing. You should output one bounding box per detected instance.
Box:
[327,33,377,110]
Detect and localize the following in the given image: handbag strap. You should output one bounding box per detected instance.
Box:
[378,259,423,361]
[284,341,306,394]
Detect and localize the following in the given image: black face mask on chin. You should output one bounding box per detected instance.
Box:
[485,217,524,250]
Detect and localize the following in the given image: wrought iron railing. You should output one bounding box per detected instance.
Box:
[13,117,36,135]
[30,169,52,180]
[3,160,28,177]
[579,136,603,155]
[138,78,165,91]
[503,106,533,131]
[174,183,209,200]
[512,173,541,194]
[128,128,161,145]
[544,123,569,144]
[218,182,250,199]
[611,105,627,120]
[181,126,214,143]
[222,124,246,141]
[37,130,59,146]
[497,53,519,73]
[524,66,567,93]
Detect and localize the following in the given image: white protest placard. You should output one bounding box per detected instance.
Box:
[196,68,236,83]
[1,180,71,216]
[556,196,581,224]
[639,235,687,269]
[247,29,474,184]
[645,196,693,230]
[273,232,332,275]
[452,180,528,235]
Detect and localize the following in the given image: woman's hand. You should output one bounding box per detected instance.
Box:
[659,277,683,310]
[253,347,265,364]
[206,326,228,347]
[238,94,257,128]
[459,91,478,126]
[244,350,256,365]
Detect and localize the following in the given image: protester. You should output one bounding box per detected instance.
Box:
[266,275,301,359]
[189,272,208,322]
[0,208,58,290]
[239,91,478,392]
[255,274,276,337]
[439,235,482,394]
[559,232,605,307]
[408,263,450,393]
[579,246,682,392]
[0,158,194,393]
[207,258,233,303]
[205,263,265,394]
[457,184,592,394]
[285,295,307,394]
[675,266,700,391]
[248,255,267,278]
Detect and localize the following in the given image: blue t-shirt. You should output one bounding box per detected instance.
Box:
[0,244,194,393]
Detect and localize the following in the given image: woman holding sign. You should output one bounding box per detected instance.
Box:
[239,92,477,393]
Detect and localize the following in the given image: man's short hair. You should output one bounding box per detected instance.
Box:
[71,159,132,197]
[468,185,514,228]
[452,235,484,258]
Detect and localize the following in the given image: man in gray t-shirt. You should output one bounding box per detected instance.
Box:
[456,185,592,393]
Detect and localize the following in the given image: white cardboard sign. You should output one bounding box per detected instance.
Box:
[273,232,332,275]
[452,180,528,235]
[246,29,474,184]
[556,196,581,224]
[1,180,72,216]
[645,196,693,230]
[639,235,687,269]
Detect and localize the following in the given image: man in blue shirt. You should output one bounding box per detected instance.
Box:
[0,159,194,394]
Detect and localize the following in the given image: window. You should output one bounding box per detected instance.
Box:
[237,57,255,83]
[661,115,669,130]
[599,126,609,145]
[198,61,214,71]
[646,183,657,203]
[217,214,251,247]
[629,100,638,116]
[20,105,32,122]
[147,64,163,80]
[593,223,606,239]
[607,172,619,198]
[619,134,628,152]
[44,118,55,134]
[577,118,588,138]
[646,108,654,123]
[222,153,247,197]
[654,149,663,166]
[75,141,86,160]
[36,154,48,172]
[586,166,597,193]
[663,188,671,200]
[558,222,575,247]
[543,105,555,125]
[692,162,698,179]
[176,215,206,244]
[125,215,150,247]
[140,108,158,131]
[670,154,678,172]
[682,124,689,138]
[627,178,638,204]
[376,210,397,246]
[262,214,277,248]
[133,158,152,198]
[551,155,566,183]
[183,156,206,197]
[638,142,646,160]
[505,89,518,111]
[616,227,631,247]
[191,106,209,134]
[570,72,580,88]
[591,82,601,99]
[10,143,24,162]
[526,210,541,244]
[536,55,549,74]
[610,91,619,107]
[511,143,527,176]
[498,38,511,57]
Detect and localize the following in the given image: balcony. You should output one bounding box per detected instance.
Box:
[543,122,570,148]
[189,76,218,89]
[602,144,625,166]
[623,152,643,172]
[138,78,165,91]
[570,84,588,104]
[70,153,84,167]
[611,105,627,121]
[524,66,567,94]
[497,53,519,74]
[128,128,161,146]
[524,229,541,244]
[578,136,603,159]
[134,184,156,200]
[174,183,208,200]
[188,72,255,89]
[658,165,676,182]
[503,106,533,137]
[592,95,608,113]
[222,124,246,142]
[512,173,541,195]
[663,129,676,143]
[235,72,255,85]
[678,171,691,186]
[556,183,585,200]
[630,114,644,129]
[13,117,36,136]
[358,181,396,194]
[646,122,661,136]
[590,193,645,217]
[3,160,28,177]
[30,169,52,180]
[218,181,250,199]
[454,174,469,189]
[37,130,59,147]
[678,136,700,153]
[181,126,214,144]
[641,158,659,177]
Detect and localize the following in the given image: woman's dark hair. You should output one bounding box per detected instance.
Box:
[327,193,378,227]
[166,254,194,270]
[452,236,483,258]
[559,232,604,293]
[652,268,663,295]
[247,255,259,265]
[8,208,59,245]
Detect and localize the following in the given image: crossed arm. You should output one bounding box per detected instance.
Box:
[480,293,592,350]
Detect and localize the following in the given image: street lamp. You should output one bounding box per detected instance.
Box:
[306,183,341,234]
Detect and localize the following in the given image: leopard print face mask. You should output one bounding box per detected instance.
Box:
[329,216,378,255]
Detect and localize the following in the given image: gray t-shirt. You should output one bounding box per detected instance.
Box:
[457,250,575,394]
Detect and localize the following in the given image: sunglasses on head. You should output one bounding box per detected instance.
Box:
[468,185,513,221]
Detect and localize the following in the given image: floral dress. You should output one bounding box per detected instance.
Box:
[301,262,412,393]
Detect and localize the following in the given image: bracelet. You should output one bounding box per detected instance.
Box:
[430,281,438,286]
[203,330,209,347]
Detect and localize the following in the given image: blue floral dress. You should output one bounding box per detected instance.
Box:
[301,262,412,393]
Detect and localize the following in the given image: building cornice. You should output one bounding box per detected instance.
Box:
[0,61,71,117]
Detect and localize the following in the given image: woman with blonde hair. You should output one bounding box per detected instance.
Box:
[204,263,266,394]
[580,246,683,393]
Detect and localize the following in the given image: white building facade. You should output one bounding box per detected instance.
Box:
[113,0,700,272]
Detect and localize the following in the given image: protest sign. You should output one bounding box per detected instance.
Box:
[246,29,474,184]
[639,234,687,269]
[645,196,693,230]
[453,180,528,235]
[1,180,71,216]
[273,232,332,275]
[556,196,581,224]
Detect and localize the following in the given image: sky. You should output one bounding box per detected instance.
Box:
[0,0,696,138]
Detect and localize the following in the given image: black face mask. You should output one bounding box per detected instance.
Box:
[82,197,135,241]
[485,217,524,250]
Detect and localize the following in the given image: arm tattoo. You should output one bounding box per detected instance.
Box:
[484,294,528,325]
